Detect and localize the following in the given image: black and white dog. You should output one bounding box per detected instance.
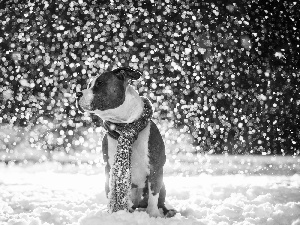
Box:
[76,67,175,217]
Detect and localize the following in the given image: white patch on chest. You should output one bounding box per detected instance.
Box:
[107,122,151,188]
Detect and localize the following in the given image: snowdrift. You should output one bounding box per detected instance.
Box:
[0,155,300,225]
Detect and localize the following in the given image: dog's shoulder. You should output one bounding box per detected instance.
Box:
[148,121,166,166]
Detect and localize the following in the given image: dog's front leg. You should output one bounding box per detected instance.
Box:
[146,167,164,217]
[102,134,110,197]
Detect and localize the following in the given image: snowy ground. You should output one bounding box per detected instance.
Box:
[0,155,300,225]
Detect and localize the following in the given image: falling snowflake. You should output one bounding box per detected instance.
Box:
[0,0,299,158]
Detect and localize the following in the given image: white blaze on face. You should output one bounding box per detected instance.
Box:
[88,75,99,88]
[79,89,94,111]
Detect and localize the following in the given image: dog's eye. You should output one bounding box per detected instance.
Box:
[94,80,103,88]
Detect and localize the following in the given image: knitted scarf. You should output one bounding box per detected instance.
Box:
[104,97,153,213]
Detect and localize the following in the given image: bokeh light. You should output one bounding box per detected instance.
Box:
[0,0,299,163]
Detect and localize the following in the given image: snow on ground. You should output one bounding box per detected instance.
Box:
[0,155,300,225]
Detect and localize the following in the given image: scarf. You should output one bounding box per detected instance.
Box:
[104,97,153,213]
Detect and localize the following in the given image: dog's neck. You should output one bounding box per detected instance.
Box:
[94,85,144,123]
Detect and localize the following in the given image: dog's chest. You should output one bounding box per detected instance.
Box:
[107,123,151,188]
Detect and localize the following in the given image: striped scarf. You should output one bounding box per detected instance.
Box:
[104,97,153,213]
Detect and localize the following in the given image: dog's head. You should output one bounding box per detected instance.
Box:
[76,67,142,113]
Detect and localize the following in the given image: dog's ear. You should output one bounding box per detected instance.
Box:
[113,67,142,80]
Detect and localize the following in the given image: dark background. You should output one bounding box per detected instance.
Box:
[0,0,299,159]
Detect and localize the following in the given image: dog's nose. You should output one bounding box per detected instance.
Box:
[76,92,83,99]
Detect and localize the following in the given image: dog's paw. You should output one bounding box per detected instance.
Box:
[128,207,135,213]
[165,209,177,218]
[146,207,162,218]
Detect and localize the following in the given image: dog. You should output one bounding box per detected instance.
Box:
[76,67,175,217]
